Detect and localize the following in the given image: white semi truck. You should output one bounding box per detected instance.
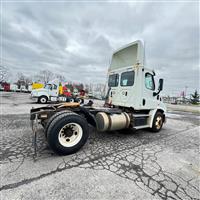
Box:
[30,81,81,104]
[30,40,166,155]
[31,82,64,103]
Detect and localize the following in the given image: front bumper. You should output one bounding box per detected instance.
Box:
[30,95,38,102]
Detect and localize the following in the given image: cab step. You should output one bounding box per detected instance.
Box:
[134,125,150,129]
[132,114,149,118]
[132,114,149,127]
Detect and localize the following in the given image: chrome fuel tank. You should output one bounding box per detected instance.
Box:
[96,112,130,132]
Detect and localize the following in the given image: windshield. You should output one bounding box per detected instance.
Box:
[44,84,52,89]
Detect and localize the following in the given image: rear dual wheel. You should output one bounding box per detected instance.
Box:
[58,123,83,148]
[46,112,89,155]
[44,110,72,137]
[66,97,84,104]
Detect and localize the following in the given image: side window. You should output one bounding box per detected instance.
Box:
[108,74,119,87]
[120,71,134,86]
[145,73,155,90]
[53,84,57,90]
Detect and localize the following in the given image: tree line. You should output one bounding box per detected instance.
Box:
[1,65,66,87]
[0,65,199,104]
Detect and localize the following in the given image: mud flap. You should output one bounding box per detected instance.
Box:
[31,114,39,160]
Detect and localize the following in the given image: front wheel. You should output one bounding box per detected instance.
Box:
[38,96,48,104]
[150,112,164,132]
[47,112,89,155]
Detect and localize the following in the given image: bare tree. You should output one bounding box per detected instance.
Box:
[36,70,54,84]
[17,72,25,81]
[33,74,41,82]
[17,72,32,89]
[16,72,25,88]
[55,73,66,82]
[0,65,9,82]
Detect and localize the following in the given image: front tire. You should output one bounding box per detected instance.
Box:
[150,112,164,132]
[38,96,48,104]
[47,112,89,155]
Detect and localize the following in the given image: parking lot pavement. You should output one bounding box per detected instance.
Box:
[0,92,200,200]
[166,103,200,114]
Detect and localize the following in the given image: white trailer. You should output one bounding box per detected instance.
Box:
[10,84,18,92]
[30,40,166,156]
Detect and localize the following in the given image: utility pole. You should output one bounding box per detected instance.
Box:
[184,86,188,103]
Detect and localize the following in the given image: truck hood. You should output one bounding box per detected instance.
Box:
[32,88,48,92]
[31,88,48,95]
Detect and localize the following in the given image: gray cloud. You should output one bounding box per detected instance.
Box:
[1,1,199,95]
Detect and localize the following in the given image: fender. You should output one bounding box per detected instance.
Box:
[148,107,166,128]
[37,91,50,100]
[79,107,97,127]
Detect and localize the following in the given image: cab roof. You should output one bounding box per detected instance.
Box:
[109,40,144,71]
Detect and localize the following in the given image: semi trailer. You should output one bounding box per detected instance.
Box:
[30,40,166,156]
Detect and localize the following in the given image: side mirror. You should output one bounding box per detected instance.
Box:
[158,79,164,91]
[153,78,164,96]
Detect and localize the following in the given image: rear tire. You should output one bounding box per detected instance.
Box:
[38,96,48,104]
[47,112,89,155]
[150,112,164,132]
[78,98,84,104]
[69,98,74,103]
[44,110,72,137]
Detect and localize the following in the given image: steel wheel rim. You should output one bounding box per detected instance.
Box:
[41,98,46,103]
[155,116,162,129]
[58,123,83,147]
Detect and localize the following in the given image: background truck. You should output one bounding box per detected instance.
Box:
[30,40,166,156]
[32,82,44,90]
[30,81,82,104]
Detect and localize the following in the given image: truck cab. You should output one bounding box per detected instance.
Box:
[107,41,165,109]
[105,40,166,130]
[44,83,59,97]
[31,83,59,103]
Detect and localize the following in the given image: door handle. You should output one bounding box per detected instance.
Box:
[125,91,127,96]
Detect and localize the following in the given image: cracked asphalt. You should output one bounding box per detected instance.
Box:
[0,92,200,200]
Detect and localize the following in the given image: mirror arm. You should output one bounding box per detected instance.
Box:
[153,89,161,96]
[153,78,163,96]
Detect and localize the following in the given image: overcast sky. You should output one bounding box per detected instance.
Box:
[1,1,199,95]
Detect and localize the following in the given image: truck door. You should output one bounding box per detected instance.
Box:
[50,84,59,97]
[143,71,157,109]
[119,70,135,105]
[108,73,119,104]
